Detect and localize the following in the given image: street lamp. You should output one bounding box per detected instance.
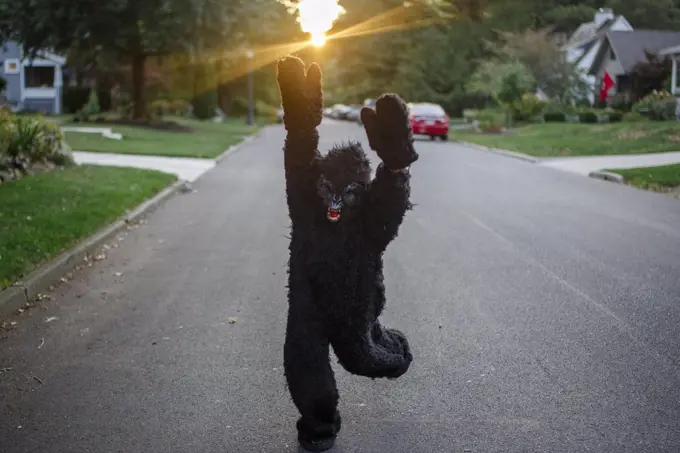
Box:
[246,50,255,126]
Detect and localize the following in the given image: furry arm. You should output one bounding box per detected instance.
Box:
[364,163,412,253]
[277,56,324,213]
[360,94,418,170]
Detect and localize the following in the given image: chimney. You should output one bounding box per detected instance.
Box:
[594,8,614,27]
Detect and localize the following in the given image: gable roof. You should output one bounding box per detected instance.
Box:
[564,16,618,51]
[588,30,680,75]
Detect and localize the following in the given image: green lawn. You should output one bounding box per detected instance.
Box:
[0,165,176,289]
[608,163,680,192]
[63,117,263,158]
[454,121,680,158]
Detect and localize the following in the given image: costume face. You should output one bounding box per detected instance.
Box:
[316,146,371,223]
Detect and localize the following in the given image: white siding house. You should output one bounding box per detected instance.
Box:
[561,9,633,104]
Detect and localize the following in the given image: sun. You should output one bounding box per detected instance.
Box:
[285,0,344,47]
[310,33,327,47]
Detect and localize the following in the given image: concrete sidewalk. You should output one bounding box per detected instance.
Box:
[73,151,216,182]
[539,151,680,175]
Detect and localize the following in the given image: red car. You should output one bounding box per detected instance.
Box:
[408,103,449,141]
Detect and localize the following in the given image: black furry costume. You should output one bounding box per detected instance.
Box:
[277,56,419,452]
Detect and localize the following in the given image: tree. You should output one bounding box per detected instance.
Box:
[495,28,589,103]
[630,51,672,100]
[467,58,534,125]
[0,0,288,119]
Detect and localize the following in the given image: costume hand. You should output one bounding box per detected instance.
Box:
[276,56,323,133]
[360,94,419,170]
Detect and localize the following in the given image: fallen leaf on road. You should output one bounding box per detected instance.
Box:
[44,316,58,323]
[227,317,238,324]
[38,338,44,349]
[114,272,123,277]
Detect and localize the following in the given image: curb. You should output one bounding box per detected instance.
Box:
[588,170,624,183]
[0,179,188,317]
[457,141,539,163]
[215,128,264,163]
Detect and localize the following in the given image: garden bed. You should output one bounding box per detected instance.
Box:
[0,165,176,289]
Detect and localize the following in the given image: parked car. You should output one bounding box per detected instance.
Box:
[346,104,362,122]
[356,98,377,125]
[329,104,348,119]
[408,103,449,140]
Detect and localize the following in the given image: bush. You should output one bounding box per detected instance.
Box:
[607,110,624,122]
[623,110,645,122]
[192,91,217,120]
[609,93,632,112]
[633,90,676,120]
[0,113,72,183]
[543,111,567,122]
[151,99,171,118]
[73,88,101,123]
[512,93,547,122]
[475,109,505,132]
[578,110,598,123]
[443,91,496,118]
[63,87,112,113]
[169,99,191,116]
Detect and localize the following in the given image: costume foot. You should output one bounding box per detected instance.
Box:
[299,436,336,452]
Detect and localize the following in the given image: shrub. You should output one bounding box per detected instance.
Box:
[607,110,624,122]
[512,93,547,122]
[0,113,72,183]
[475,109,504,132]
[169,99,191,116]
[578,110,598,123]
[73,88,101,122]
[192,91,217,120]
[151,99,171,118]
[543,111,566,122]
[63,87,112,113]
[623,110,645,122]
[633,90,676,120]
[609,93,633,112]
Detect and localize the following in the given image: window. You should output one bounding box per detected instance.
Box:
[4,59,19,74]
[24,66,55,88]
[409,104,446,116]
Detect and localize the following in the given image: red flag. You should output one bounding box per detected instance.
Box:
[600,72,615,101]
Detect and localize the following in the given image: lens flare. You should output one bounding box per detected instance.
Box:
[283,0,345,46]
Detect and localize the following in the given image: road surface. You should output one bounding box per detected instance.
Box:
[2,121,680,453]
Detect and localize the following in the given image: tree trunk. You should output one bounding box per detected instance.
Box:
[215,58,230,113]
[132,53,147,120]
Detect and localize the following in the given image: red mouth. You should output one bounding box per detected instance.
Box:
[327,207,341,222]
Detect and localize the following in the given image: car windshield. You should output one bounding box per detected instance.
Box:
[410,104,445,116]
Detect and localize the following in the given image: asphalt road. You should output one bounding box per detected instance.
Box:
[2,120,680,453]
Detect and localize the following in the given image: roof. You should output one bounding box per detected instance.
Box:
[564,17,615,51]
[659,44,680,56]
[605,30,680,73]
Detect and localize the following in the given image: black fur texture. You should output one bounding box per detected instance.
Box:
[276,56,418,451]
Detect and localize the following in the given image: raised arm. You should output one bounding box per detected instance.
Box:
[361,94,419,252]
[276,57,324,215]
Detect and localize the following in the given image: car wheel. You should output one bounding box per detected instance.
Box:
[440,134,448,141]
[429,135,435,141]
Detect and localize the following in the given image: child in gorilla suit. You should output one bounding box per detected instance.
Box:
[277,56,418,452]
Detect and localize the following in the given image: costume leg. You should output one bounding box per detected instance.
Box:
[284,297,341,451]
[331,316,412,380]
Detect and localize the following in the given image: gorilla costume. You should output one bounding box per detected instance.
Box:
[277,56,418,452]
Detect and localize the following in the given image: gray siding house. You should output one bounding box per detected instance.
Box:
[1,40,66,114]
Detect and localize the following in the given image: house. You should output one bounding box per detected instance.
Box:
[0,40,66,114]
[561,8,633,103]
[587,30,680,100]
[658,44,680,96]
